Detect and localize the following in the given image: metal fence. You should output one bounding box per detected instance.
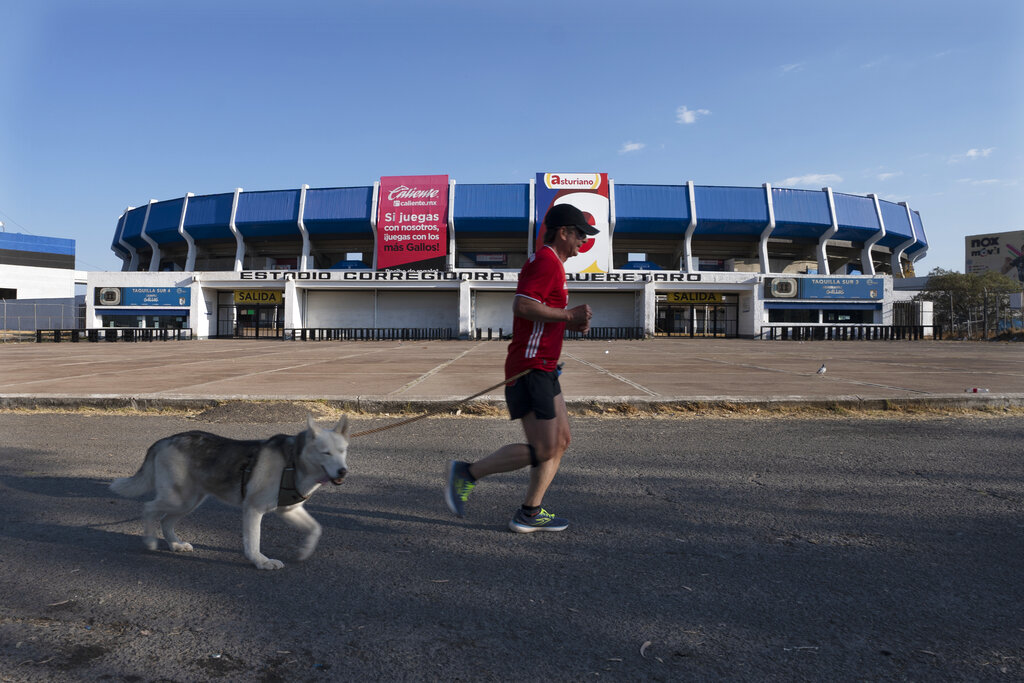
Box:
[35,328,194,343]
[284,328,456,341]
[564,326,646,340]
[472,326,645,341]
[472,327,646,341]
[282,326,646,342]
[2,299,84,342]
[759,325,943,341]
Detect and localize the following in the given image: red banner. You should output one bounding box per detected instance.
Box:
[376,175,449,269]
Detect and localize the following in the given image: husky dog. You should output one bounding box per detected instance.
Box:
[110,415,350,570]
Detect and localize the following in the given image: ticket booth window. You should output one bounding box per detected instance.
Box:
[101,312,188,328]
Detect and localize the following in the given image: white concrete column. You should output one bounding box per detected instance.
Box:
[910,243,928,267]
[180,193,196,272]
[192,276,215,339]
[370,181,380,270]
[892,202,918,277]
[759,183,775,274]
[818,187,839,275]
[682,180,697,272]
[228,188,244,271]
[447,179,457,270]
[187,275,203,337]
[140,200,161,272]
[527,178,536,257]
[117,209,139,272]
[608,178,617,266]
[298,185,311,270]
[458,279,473,339]
[863,193,886,276]
[643,280,657,337]
[283,279,302,328]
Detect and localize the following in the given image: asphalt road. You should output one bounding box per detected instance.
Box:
[0,411,1022,682]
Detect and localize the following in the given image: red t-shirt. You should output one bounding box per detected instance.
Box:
[505,245,568,379]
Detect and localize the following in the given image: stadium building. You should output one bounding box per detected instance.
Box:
[0,232,80,299]
[86,173,930,339]
[0,232,86,337]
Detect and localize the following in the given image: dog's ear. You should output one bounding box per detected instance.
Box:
[334,414,350,439]
[307,414,320,434]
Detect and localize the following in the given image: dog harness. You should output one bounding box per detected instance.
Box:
[240,432,311,508]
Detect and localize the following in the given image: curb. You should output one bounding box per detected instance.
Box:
[3,393,1024,415]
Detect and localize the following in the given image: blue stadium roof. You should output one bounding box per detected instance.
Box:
[112,181,927,267]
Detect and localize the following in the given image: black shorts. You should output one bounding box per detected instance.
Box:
[505,369,562,421]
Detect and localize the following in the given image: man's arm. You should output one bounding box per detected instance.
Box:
[513,296,591,331]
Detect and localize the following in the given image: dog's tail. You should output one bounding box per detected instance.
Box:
[109,444,158,498]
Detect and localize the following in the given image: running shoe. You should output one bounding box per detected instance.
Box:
[508,508,569,533]
[445,460,475,517]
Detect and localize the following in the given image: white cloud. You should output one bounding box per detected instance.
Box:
[778,173,843,188]
[860,57,889,69]
[957,177,1004,186]
[780,63,804,74]
[676,105,710,124]
[618,141,646,154]
[876,171,903,181]
[950,147,995,163]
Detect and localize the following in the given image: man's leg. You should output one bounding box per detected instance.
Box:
[466,443,531,479]
[520,392,570,507]
[467,391,569,483]
[506,393,571,533]
[446,371,570,519]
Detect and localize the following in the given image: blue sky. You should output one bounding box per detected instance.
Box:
[1,0,1021,274]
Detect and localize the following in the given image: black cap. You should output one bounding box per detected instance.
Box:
[543,203,599,236]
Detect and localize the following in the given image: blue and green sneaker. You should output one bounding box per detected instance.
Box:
[508,507,569,533]
[445,460,476,517]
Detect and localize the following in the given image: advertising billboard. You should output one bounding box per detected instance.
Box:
[95,287,191,307]
[535,172,610,273]
[965,230,1024,285]
[763,277,882,300]
[376,175,450,269]
[799,277,883,300]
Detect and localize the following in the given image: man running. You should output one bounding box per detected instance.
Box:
[446,203,597,532]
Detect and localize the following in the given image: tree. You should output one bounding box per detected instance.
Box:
[915,268,1022,337]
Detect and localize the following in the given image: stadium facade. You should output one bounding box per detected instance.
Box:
[86,173,930,339]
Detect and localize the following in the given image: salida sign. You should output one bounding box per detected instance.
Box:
[376,175,449,269]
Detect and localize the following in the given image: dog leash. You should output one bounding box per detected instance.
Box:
[350,368,533,439]
[245,369,538,507]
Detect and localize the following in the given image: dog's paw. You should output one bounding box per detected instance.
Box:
[297,541,319,561]
[254,557,285,570]
[169,542,194,552]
